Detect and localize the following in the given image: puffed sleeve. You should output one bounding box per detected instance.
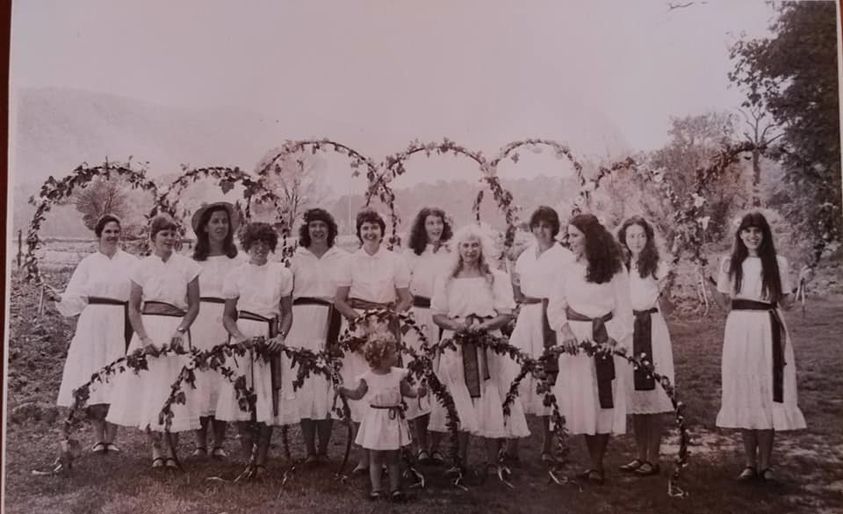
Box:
[430,275,449,316]
[492,270,516,313]
[222,266,240,299]
[716,256,732,295]
[130,257,147,287]
[778,256,792,295]
[608,269,634,350]
[184,257,202,283]
[55,255,91,317]
[546,273,568,331]
[335,253,352,288]
[393,253,411,289]
[279,265,294,296]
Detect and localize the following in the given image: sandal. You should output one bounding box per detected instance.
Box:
[578,468,605,485]
[737,465,756,481]
[211,447,228,459]
[429,451,446,465]
[368,490,382,501]
[151,457,165,469]
[351,464,369,476]
[105,443,121,453]
[91,442,108,454]
[191,447,208,458]
[634,462,660,476]
[619,458,645,472]
[416,449,431,464]
[165,457,179,469]
[758,467,776,482]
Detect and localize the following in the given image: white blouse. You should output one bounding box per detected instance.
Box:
[336,247,411,303]
[290,246,347,300]
[628,260,669,311]
[431,270,515,318]
[132,253,201,310]
[514,242,575,299]
[404,244,452,299]
[223,261,293,318]
[197,255,241,299]
[717,256,791,302]
[56,249,139,316]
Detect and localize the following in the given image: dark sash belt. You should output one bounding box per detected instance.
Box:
[413,296,431,309]
[565,306,615,409]
[371,404,404,420]
[731,299,785,403]
[349,298,402,351]
[293,297,342,348]
[633,307,659,391]
[460,315,492,399]
[522,296,559,375]
[200,296,226,304]
[89,296,132,351]
[239,310,282,416]
[141,301,191,350]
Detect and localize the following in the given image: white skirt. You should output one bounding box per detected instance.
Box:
[356,405,412,450]
[716,310,806,431]
[401,305,435,420]
[553,319,627,435]
[627,310,675,415]
[106,315,200,433]
[57,303,128,407]
[428,329,530,439]
[191,300,232,417]
[508,303,552,416]
[288,303,334,420]
[215,317,299,426]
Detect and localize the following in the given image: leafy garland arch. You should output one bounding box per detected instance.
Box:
[23,160,161,288]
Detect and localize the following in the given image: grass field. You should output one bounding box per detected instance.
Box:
[4,268,843,514]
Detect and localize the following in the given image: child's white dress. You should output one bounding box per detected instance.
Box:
[355,367,413,450]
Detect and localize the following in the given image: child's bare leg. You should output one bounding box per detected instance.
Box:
[369,450,384,493]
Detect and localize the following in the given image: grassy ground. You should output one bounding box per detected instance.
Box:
[4,268,843,513]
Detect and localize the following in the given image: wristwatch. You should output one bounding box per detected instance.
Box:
[176,326,187,334]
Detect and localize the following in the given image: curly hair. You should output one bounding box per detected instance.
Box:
[728,211,783,302]
[192,205,238,261]
[569,214,623,284]
[94,214,122,238]
[149,214,179,240]
[298,208,338,248]
[447,224,496,289]
[363,331,397,369]
[408,207,453,255]
[529,206,560,238]
[355,208,386,244]
[239,222,278,253]
[617,216,659,279]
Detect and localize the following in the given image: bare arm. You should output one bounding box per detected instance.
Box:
[334,285,358,321]
[340,378,368,400]
[433,313,468,332]
[394,286,413,313]
[128,282,154,351]
[475,312,513,332]
[170,276,200,351]
[222,298,248,343]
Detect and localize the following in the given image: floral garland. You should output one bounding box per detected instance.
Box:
[23,160,161,288]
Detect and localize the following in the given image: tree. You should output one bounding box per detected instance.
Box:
[729,1,841,251]
[73,178,130,231]
[254,150,330,232]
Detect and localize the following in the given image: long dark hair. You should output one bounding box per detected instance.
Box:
[298,208,338,248]
[728,212,782,302]
[408,207,453,255]
[569,214,623,284]
[617,216,660,279]
[193,205,238,261]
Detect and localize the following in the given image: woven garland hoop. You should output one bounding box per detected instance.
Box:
[23,160,161,290]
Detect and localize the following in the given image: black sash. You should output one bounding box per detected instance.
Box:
[565,307,615,409]
[731,299,785,403]
[200,297,226,304]
[371,403,405,420]
[633,307,659,391]
[141,301,191,350]
[88,297,132,351]
[413,296,431,309]
[459,315,492,399]
[239,310,282,416]
[293,297,342,348]
[521,296,559,375]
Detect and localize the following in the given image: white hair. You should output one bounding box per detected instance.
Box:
[446,223,497,288]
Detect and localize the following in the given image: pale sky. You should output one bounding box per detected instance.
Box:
[10,0,783,188]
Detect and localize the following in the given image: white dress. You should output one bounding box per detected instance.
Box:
[192,255,241,418]
[548,262,633,435]
[106,254,202,433]
[428,271,530,439]
[355,367,413,450]
[288,245,347,420]
[627,260,675,415]
[403,244,452,420]
[215,261,298,426]
[335,246,410,422]
[55,249,138,407]
[715,256,806,430]
[508,242,575,415]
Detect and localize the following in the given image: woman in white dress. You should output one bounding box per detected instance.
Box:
[547,213,632,484]
[289,208,346,463]
[334,208,413,474]
[106,215,202,469]
[218,222,294,476]
[189,202,241,459]
[403,207,453,464]
[711,212,808,482]
[429,224,530,471]
[506,206,574,463]
[616,216,675,477]
[51,214,138,454]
